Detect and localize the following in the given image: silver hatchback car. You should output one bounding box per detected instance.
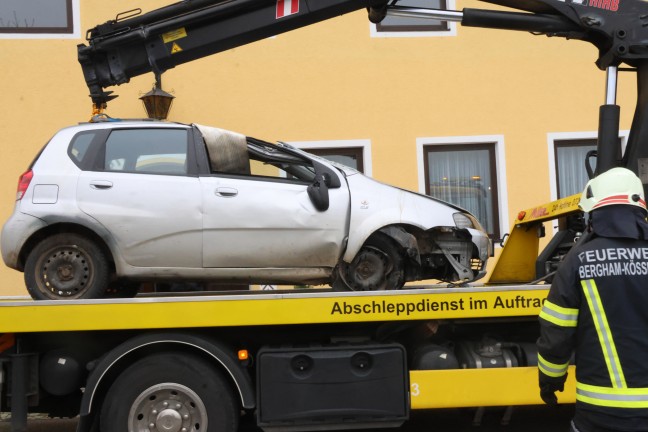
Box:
[2,121,491,300]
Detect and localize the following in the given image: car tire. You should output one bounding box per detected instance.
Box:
[24,233,110,300]
[99,352,239,432]
[332,233,405,291]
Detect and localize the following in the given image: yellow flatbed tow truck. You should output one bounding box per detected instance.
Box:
[0,163,582,432]
[0,284,576,432]
[12,0,648,427]
[0,96,585,432]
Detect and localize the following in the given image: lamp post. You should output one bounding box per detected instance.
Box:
[140,74,175,120]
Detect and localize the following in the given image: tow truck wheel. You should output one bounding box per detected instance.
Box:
[100,352,238,432]
[333,233,405,291]
[24,233,110,300]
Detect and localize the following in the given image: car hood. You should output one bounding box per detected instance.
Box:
[392,185,469,214]
[287,144,476,220]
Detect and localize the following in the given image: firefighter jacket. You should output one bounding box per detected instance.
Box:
[537,205,648,431]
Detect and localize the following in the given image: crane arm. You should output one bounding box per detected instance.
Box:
[78,0,387,106]
[78,0,648,106]
[77,0,589,106]
[395,0,648,71]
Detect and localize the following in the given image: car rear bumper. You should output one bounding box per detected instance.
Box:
[1,210,47,270]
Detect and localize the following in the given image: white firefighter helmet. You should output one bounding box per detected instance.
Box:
[579,167,647,213]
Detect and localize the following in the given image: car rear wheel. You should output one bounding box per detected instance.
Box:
[24,233,110,300]
[332,233,405,291]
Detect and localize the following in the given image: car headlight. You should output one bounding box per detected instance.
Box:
[453,212,483,230]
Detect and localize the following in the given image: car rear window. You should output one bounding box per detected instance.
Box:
[104,129,189,175]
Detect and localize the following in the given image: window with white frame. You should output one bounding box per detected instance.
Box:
[294,140,372,176]
[0,0,78,38]
[306,147,364,173]
[371,0,455,37]
[554,139,597,199]
[420,139,505,241]
[550,133,627,200]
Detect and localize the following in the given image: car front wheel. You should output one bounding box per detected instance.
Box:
[24,233,110,300]
[333,233,405,291]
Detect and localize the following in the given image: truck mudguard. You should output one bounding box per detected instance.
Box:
[77,331,255,430]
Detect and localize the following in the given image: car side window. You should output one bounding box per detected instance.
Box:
[247,139,316,183]
[104,129,189,175]
[69,131,100,168]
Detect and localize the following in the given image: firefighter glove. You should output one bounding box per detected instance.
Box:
[539,372,565,406]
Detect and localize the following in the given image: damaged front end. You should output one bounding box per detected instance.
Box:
[381,224,490,285]
[418,227,489,284]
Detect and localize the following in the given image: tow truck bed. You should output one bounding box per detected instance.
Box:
[0,285,575,423]
[0,285,549,332]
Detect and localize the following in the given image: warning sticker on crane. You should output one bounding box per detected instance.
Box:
[162,28,187,44]
[276,0,299,19]
[171,43,183,54]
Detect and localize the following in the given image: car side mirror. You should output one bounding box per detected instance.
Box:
[306,160,342,211]
[312,160,341,188]
[321,172,332,187]
[307,173,329,211]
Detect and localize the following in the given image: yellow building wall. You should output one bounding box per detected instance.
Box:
[0,0,637,295]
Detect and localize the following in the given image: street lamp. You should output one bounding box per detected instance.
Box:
[140,74,175,120]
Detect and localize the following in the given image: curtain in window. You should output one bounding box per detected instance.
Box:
[556,144,596,198]
[427,148,494,236]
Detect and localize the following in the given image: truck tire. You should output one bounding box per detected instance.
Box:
[99,352,238,432]
[24,233,110,300]
[332,233,405,291]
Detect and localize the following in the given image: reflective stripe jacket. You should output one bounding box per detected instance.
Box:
[537,206,648,431]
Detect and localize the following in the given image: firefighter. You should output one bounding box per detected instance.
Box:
[537,167,648,432]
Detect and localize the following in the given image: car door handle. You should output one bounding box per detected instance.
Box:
[215,187,238,197]
[90,180,113,190]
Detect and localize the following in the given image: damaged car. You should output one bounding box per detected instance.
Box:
[1,121,492,300]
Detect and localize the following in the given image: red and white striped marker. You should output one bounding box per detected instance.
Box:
[276,0,299,19]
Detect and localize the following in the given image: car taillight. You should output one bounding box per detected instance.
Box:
[16,170,33,201]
